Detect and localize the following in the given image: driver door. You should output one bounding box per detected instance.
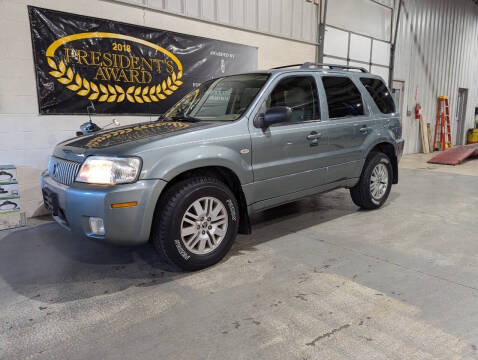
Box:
[249,74,328,205]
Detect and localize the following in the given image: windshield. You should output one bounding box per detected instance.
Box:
[164,73,269,121]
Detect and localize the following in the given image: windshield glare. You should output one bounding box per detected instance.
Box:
[164,74,269,121]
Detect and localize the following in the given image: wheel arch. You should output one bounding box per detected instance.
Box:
[154,166,251,235]
[366,142,398,184]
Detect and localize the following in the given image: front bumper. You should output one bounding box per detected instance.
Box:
[41,173,167,245]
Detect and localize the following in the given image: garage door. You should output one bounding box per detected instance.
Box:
[322,0,392,83]
[323,25,391,82]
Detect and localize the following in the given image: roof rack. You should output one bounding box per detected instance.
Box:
[271,62,369,73]
[271,63,304,69]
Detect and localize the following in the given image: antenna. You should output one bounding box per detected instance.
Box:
[86,101,96,124]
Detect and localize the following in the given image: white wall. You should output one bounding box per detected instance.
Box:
[0,0,317,218]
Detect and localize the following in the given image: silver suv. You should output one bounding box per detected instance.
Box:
[41,62,404,270]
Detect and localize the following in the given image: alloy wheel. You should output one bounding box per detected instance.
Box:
[370,163,389,200]
[180,196,229,255]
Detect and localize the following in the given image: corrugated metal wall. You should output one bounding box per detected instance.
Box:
[112,0,320,44]
[393,0,478,154]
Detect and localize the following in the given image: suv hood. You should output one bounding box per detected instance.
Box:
[60,120,220,150]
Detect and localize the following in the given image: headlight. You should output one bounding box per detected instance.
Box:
[76,156,141,185]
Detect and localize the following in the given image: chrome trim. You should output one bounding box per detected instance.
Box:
[48,157,82,186]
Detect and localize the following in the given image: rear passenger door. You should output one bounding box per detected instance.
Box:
[319,75,375,183]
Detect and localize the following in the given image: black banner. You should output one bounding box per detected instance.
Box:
[28,6,258,115]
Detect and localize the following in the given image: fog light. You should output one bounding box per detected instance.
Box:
[89,217,105,235]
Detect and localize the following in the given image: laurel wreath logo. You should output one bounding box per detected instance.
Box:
[46,56,183,103]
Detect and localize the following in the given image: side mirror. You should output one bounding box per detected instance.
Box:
[254,106,292,128]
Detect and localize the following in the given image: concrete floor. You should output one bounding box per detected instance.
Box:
[1,155,478,360]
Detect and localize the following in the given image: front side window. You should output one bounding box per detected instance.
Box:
[360,77,396,114]
[165,73,269,121]
[322,76,365,119]
[263,76,320,123]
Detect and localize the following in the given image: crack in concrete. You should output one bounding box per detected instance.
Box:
[305,324,350,346]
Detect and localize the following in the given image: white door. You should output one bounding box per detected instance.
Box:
[456,88,468,145]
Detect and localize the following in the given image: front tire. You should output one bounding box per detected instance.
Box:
[350,152,392,210]
[152,177,239,271]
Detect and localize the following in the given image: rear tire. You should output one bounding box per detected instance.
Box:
[350,152,392,210]
[151,176,239,271]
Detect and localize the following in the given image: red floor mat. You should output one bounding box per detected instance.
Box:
[428,144,478,165]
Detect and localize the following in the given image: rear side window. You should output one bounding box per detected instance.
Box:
[360,78,396,114]
[265,76,320,123]
[322,76,365,118]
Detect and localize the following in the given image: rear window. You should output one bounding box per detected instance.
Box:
[322,76,365,118]
[360,77,396,114]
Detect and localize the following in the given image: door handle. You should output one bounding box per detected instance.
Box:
[307,131,321,147]
[359,126,369,134]
[306,132,322,141]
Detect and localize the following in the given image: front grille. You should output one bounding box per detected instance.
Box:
[48,157,82,186]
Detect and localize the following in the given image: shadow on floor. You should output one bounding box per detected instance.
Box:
[0,189,392,303]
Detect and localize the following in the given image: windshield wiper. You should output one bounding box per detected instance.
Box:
[172,115,201,123]
[156,114,171,121]
[156,114,201,123]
